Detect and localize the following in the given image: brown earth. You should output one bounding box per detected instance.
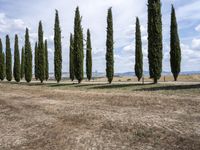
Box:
[0,82,200,150]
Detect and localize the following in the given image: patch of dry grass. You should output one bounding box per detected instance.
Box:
[0,82,200,149]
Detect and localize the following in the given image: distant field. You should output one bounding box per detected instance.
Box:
[0,79,200,149]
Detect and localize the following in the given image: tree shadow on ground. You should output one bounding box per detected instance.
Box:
[0,81,48,86]
[88,83,153,90]
[1,81,200,92]
[0,81,74,87]
[48,83,75,87]
[136,84,200,91]
[74,84,105,87]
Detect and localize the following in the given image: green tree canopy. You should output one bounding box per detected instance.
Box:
[13,34,20,82]
[44,40,49,81]
[86,29,92,81]
[170,5,181,81]
[6,35,12,81]
[106,8,114,84]
[135,17,143,81]
[147,0,163,84]
[34,42,39,80]
[54,10,62,83]
[24,28,32,83]
[74,7,84,83]
[21,47,25,79]
[0,39,5,81]
[69,33,74,81]
[38,21,45,83]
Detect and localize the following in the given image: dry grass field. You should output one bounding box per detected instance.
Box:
[0,78,200,149]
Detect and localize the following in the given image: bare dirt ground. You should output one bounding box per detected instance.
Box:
[0,82,200,150]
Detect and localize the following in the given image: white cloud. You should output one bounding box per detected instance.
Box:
[176,1,200,21]
[195,24,200,32]
[192,38,200,50]
[0,13,27,34]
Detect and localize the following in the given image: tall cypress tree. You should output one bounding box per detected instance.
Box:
[86,29,92,81]
[2,52,5,80]
[148,0,163,84]
[13,34,20,82]
[6,35,12,81]
[24,28,32,83]
[69,33,74,81]
[170,5,181,81]
[38,21,45,83]
[0,39,5,81]
[21,47,25,79]
[54,10,62,83]
[34,42,39,80]
[106,8,114,84]
[44,39,49,81]
[74,7,84,83]
[135,17,143,81]
[43,42,46,79]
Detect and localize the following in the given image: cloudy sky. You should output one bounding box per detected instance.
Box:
[0,0,199,73]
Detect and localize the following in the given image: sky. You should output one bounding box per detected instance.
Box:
[0,0,199,73]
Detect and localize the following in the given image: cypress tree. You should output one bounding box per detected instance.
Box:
[86,29,92,81]
[43,42,45,79]
[2,52,5,80]
[21,47,25,79]
[44,39,49,81]
[135,17,143,81]
[38,21,45,83]
[13,34,20,82]
[0,39,5,81]
[6,35,12,81]
[24,28,32,83]
[34,42,39,80]
[54,10,62,83]
[106,8,114,84]
[147,0,163,84]
[69,33,74,81]
[74,7,84,83]
[170,5,181,81]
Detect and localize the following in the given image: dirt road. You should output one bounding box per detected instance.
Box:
[0,82,200,150]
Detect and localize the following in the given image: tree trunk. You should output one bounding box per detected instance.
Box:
[154,78,158,84]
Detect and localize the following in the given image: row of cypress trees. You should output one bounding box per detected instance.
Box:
[69,4,181,84]
[0,26,49,83]
[134,3,181,83]
[0,32,30,82]
[68,7,93,83]
[34,21,49,83]
[0,3,181,84]
[69,7,114,84]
